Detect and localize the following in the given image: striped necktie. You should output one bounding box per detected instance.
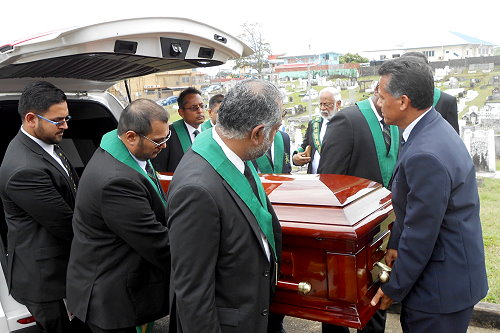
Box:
[54,145,77,193]
[380,119,391,153]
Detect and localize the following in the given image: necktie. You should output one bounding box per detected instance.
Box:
[380,119,391,153]
[54,145,77,193]
[244,164,259,199]
[145,162,162,192]
[193,129,199,138]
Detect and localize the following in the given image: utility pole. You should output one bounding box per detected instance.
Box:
[307,42,313,120]
[307,62,312,120]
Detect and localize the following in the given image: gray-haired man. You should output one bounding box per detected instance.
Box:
[167,79,283,332]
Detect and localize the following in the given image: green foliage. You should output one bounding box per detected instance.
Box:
[478,177,500,303]
[339,53,369,64]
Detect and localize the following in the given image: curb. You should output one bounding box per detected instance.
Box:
[388,302,500,329]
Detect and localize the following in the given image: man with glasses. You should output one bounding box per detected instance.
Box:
[292,87,341,174]
[0,81,88,333]
[153,87,206,172]
[66,99,171,333]
[167,79,282,332]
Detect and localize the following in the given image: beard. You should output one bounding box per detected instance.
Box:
[245,132,274,161]
[35,123,64,144]
[322,106,338,121]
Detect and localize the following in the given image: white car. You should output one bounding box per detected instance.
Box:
[0,17,251,332]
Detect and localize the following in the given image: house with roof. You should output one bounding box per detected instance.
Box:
[270,51,355,79]
[361,31,496,62]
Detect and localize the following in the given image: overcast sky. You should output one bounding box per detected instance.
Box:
[1,0,498,66]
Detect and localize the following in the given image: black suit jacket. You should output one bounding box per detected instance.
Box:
[152,123,189,172]
[167,150,282,333]
[0,131,75,302]
[383,109,487,313]
[293,118,324,174]
[318,105,384,184]
[66,148,170,329]
[435,91,459,133]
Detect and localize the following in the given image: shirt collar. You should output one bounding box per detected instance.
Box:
[403,107,432,142]
[184,121,199,135]
[130,153,147,172]
[212,127,245,174]
[21,126,55,155]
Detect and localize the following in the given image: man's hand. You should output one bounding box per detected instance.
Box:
[371,287,393,310]
[385,249,398,268]
[292,152,311,166]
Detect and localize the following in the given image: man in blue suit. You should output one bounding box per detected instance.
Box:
[371,57,488,333]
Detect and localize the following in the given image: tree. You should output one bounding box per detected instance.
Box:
[233,23,272,75]
[339,53,369,64]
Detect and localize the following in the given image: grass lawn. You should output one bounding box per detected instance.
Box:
[478,176,500,304]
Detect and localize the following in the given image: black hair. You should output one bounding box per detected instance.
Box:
[117,99,169,135]
[378,57,434,110]
[18,81,67,119]
[177,87,202,109]
[209,94,224,109]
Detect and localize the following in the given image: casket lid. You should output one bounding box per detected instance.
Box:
[261,174,392,228]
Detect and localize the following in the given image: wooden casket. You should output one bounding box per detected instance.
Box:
[160,173,394,329]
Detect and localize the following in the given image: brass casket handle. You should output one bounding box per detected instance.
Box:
[277,281,312,295]
[374,261,392,283]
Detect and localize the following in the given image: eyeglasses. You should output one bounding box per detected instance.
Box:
[35,113,72,126]
[140,131,172,147]
[282,110,288,118]
[183,103,205,112]
[319,103,335,108]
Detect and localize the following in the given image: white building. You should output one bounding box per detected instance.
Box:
[361,31,496,62]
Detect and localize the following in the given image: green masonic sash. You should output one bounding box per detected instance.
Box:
[311,117,323,154]
[356,99,399,188]
[100,129,166,205]
[255,131,284,173]
[171,119,193,152]
[191,129,277,260]
[200,119,213,131]
[433,87,441,107]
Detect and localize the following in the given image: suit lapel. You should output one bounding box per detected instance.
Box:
[389,109,440,190]
[222,180,269,258]
[18,132,76,195]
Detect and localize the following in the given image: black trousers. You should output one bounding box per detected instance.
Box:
[22,298,89,333]
[88,323,136,333]
[321,309,386,333]
[400,305,473,333]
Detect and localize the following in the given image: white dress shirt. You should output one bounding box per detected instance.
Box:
[311,117,329,174]
[403,107,432,142]
[184,122,201,143]
[21,127,68,175]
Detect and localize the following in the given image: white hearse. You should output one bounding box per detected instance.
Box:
[0,17,251,332]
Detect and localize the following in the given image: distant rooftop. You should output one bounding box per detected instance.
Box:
[364,31,496,52]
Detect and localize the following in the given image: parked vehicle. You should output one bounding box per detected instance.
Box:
[157,96,178,106]
[0,17,252,332]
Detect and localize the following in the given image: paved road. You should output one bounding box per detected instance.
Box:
[152,314,498,332]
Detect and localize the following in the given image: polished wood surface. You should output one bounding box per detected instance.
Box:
[159,173,393,329]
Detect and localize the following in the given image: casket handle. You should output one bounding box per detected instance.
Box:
[374,261,392,283]
[277,281,312,295]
